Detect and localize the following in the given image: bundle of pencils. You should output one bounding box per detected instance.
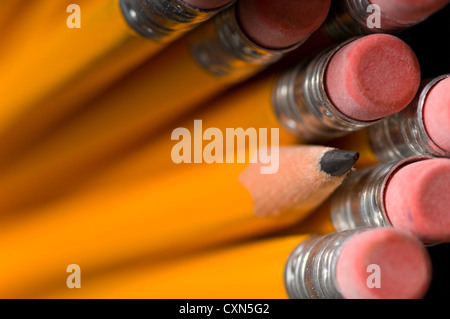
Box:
[0,0,449,300]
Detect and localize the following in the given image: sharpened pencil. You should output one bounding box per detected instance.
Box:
[0,145,358,297]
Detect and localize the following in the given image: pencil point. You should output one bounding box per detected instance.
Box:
[320,149,359,177]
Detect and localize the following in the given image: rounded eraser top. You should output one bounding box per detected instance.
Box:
[336,228,432,299]
[385,158,450,243]
[237,0,331,50]
[423,76,450,152]
[370,0,449,22]
[325,34,421,121]
[182,0,234,10]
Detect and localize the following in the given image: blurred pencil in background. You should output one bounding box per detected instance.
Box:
[41,228,432,299]
[38,234,314,299]
[0,0,50,45]
[0,1,74,62]
[0,1,20,29]
[0,145,358,297]
[0,0,234,167]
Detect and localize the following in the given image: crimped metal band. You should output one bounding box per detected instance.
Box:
[330,156,432,231]
[284,230,368,299]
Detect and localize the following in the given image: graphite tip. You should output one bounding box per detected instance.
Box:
[320,149,360,177]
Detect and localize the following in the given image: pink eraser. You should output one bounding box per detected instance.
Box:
[385,158,450,243]
[325,34,421,121]
[423,76,450,152]
[182,0,234,9]
[237,0,331,49]
[370,0,449,22]
[336,228,432,299]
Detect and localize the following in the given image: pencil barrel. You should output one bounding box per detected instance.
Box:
[323,0,420,42]
[330,157,429,232]
[119,0,226,41]
[190,5,302,82]
[367,75,450,162]
[284,230,364,299]
[272,37,378,143]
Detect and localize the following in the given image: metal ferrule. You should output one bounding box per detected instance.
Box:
[190,5,305,82]
[368,74,450,163]
[119,0,232,42]
[330,157,430,232]
[324,0,425,42]
[272,37,378,143]
[284,229,366,299]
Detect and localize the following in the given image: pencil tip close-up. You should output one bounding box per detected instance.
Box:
[320,149,360,177]
[239,146,358,219]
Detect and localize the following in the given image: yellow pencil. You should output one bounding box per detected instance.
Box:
[0,0,233,166]
[0,145,358,297]
[43,234,310,299]
[40,228,432,299]
[0,1,22,35]
[0,1,71,57]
